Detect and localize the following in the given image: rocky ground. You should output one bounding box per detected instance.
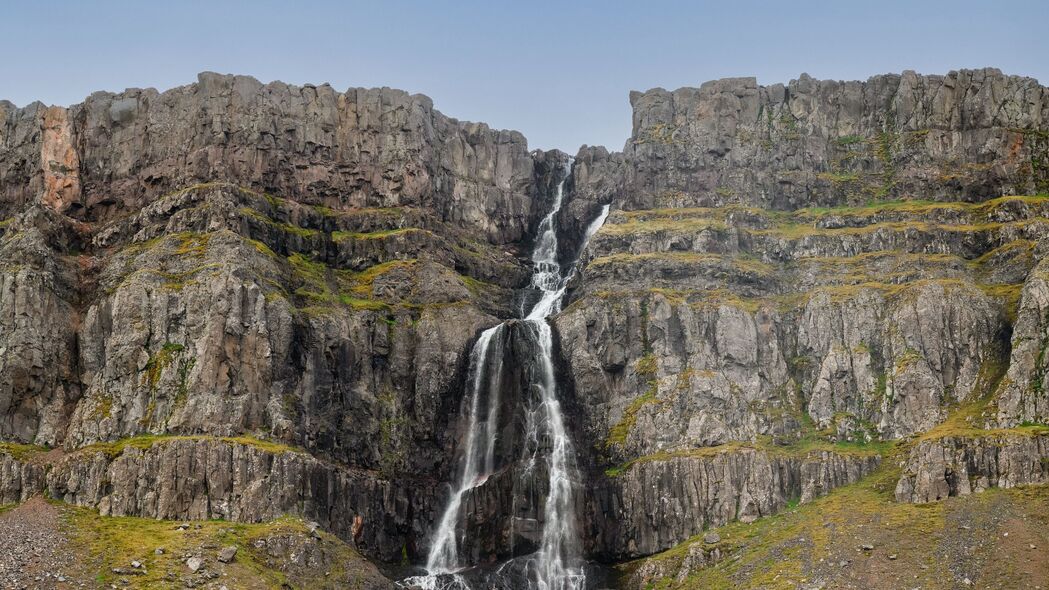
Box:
[0,497,89,589]
[624,474,1049,590]
[0,495,392,589]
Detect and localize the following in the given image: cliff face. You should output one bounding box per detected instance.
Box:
[0,73,559,565]
[2,68,1049,586]
[3,73,539,241]
[621,68,1048,209]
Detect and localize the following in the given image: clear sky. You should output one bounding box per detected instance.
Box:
[2,0,1046,152]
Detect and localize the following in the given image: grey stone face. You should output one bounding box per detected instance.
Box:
[1,69,1048,576]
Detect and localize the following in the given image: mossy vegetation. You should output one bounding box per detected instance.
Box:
[173,233,210,257]
[239,207,321,239]
[142,343,185,390]
[76,434,301,459]
[331,228,429,242]
[120,231,212,259]
[89,394,114,420]
[625,448,1049,590]
[604,390,659,454]
[0,441,49,461]
[246,237,279,259]
[109,232,228,293]
[833,134,865,147]
[1014,128,1049,194]
[282,252,398,312]
[598,195,1049,241]
[65,506,369,589]
[817,171,862,184]
[882,341,1006,444]
[635,122,680,145]
[280,251,491,315]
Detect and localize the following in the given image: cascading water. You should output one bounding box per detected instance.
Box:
[403,159,610,590]
[424,325,503,580]
[522,199,609,590]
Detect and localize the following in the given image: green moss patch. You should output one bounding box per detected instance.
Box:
[76,434,301,459]
[332,228,430,242]
[0,441,50,461]
[65,506,368,589]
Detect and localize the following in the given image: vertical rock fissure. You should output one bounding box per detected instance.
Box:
[403,159,611,590]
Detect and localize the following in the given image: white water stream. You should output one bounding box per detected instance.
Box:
[404,160,610,590]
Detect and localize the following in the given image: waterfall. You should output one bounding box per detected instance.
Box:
[403,159,610,590]
[524,319,583,590]
[425,325,504,577]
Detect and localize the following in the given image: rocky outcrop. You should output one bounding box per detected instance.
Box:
[0,451,46,504]
[586,448,878,558]
[70,74,541,241]
[894,432,1049,503]
[249,523,395,589]
[995,256,1049,426]
[0,206,83,445]
[0,100,46,215]
[2,437,438,561]
[628,542,725,590]
[616,69,1049,211]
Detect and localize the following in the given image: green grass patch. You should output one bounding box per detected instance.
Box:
[240,207,320,239]
[142,343,185,390]
[817,171,861,183]
[65,506,366,589]
[605,388,660,451]
[0,441,50,461]
[332,228,428,242]
[76,434,301,459]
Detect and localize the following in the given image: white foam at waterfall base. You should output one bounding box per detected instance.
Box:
[402,161,611,590]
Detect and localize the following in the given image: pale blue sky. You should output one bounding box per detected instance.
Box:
[1,0,1046,151]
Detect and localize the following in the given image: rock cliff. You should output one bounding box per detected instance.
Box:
[2,68,1049,588]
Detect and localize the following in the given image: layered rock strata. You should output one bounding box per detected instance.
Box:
[1,69,1048,580]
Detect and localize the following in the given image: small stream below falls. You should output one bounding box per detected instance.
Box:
[401,160,610,590]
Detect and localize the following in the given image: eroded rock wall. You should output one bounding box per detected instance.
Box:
[1,438,434,560]
[0,74,566,564]
[2,70,1049,573]
[618,68,1049,211]
[895,433,1049,503]
[586,449,878,558]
